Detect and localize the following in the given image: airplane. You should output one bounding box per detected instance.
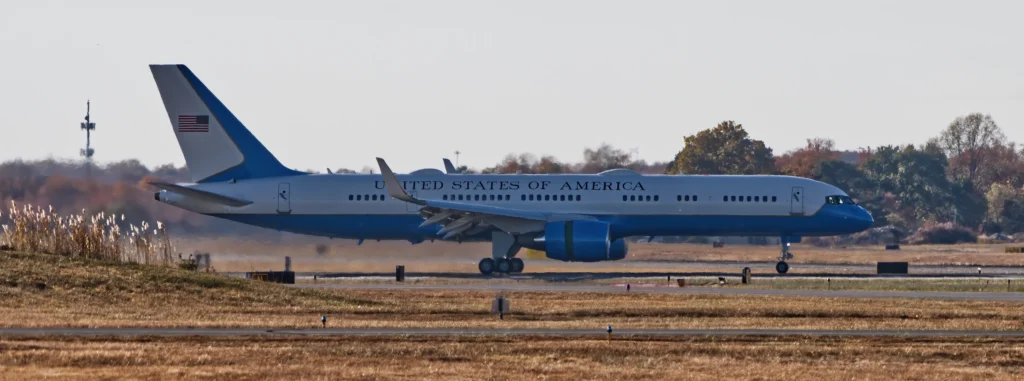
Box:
[148,64,874,275]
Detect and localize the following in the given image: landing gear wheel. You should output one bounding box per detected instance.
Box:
[510,258,524,273]
[496,258,512,273]
[775,261,789,274]
[478,258,496,275]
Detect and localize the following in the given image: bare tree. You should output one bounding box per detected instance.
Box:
[935,113,1006,183]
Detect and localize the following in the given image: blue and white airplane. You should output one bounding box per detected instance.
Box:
[149,64,873,275]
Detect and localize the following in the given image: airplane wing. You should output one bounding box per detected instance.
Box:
[376,158,593,238]
[442,158,457,174]
[148,182,253,207]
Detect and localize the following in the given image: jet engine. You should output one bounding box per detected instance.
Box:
[543,220,627,262]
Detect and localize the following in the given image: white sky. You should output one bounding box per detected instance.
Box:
[1,0,1022,173]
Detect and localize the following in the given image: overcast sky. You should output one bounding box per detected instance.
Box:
[1,0,1022,173]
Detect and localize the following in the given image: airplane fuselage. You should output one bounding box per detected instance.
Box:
[156,170,874,243]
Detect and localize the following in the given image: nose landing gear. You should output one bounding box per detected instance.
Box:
[776,242,793,274]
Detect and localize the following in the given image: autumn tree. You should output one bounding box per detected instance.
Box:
[667,121,775,175]
[933,113,1007,184]
[776,138,840,178]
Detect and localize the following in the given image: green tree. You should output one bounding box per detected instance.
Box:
[667,121,775,175]
[985,183,1024,234]
[861,145,955,229]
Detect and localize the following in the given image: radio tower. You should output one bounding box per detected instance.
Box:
[80,100,97,176]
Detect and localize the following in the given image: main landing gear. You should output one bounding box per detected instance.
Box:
[479,231,525,276]
[478,257,524,275]
[776,242,794,274]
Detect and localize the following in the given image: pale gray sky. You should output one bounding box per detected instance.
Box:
[2,0,1022,173]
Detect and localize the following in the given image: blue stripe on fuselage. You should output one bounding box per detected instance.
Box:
[207,205,871,241]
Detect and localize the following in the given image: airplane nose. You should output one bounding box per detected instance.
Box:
[854,207,874,230]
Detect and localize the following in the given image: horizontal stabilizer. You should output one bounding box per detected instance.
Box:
[149,182,253,207]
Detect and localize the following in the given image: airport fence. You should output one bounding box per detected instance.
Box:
[0,200,175,265]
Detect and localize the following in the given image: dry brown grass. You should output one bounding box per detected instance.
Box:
[3,251,1024,332]
[0,201,174,265]
[2,335,1023,380]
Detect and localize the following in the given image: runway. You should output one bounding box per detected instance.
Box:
[3,327,1024,338]
[288,261,1024,281]
[294,283,1024,302]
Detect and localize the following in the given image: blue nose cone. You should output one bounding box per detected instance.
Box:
[853,206,874,231]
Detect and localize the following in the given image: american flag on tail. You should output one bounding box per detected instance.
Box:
[177,115,209,132]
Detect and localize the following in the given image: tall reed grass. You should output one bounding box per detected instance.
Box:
[0,200,174,265]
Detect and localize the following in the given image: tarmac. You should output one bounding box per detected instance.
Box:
[293,282,1024,302]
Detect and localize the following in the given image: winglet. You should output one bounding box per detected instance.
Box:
[375,158,425,205]
[442,158,457,174]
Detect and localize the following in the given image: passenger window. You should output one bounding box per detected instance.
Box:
[356,195,361,201]
[380,195,385,201]
[684,195,690,201]
[348,195,354,201]
[692,195,697,201]
[746,196,751,202]
[630,195,636,201]
[623,195,628,202]
[754,196,759,202]
[560,195,566,201]
[529,195,534,201]
[645,195,651,201]
[575,195,581,201]
[654,195,659,202]
[521,195,526,201]
[731,196,736,202]
[677,195,682,202]
[364,194,369,201]
[505,195,510,201]
[762,195,767,202]
[488,195,494,201]
[772,196,777,202]
[723,195,728,202]
[544,195,550,201]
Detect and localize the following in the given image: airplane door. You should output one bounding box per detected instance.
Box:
[790,186,804,215]
[277,183,291,214]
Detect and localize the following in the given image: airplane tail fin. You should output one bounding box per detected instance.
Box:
[149,64,302,183]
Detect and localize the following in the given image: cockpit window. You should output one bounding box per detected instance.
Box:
[826,195,857,205]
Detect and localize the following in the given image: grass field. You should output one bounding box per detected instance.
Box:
[3,251,1024,331]
[4,250,1024,380]
[2,336,1023,380]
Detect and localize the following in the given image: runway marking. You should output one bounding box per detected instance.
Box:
[2,327,1024,338]
[294,283,1024,302]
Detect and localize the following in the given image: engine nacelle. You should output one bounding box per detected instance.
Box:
[543,220,626,262]
[609,237,628,260]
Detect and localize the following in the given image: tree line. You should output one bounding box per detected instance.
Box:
[467,115,1024,237]
[2,112,1022,240]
